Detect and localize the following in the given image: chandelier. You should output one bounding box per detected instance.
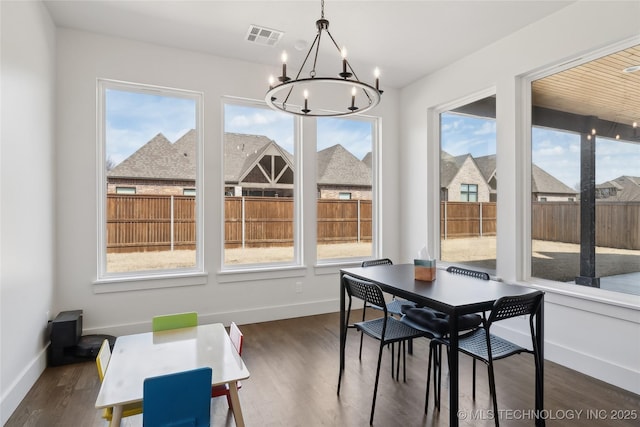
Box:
[265,0,382,117]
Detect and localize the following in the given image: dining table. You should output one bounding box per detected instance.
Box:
[339,263,544,427]
[95,322,250,427]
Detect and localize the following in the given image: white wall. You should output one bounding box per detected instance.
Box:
[0,1,56,423]
[54,29,400,335]
[400,0,640,394]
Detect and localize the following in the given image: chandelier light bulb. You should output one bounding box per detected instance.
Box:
[634,121,638,128]
[302,89,310,114]
[374,67,380,90]
[280,51,288,82]
[591,128,596,135]
[268,75,275,89]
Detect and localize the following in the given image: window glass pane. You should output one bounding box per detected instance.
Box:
[317,117,374,261]
[103,85,198,274]
[530,44,640,296]
[223,103,295,266]
[440,96,497,271]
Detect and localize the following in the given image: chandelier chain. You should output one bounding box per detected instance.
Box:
[321,0,325,19]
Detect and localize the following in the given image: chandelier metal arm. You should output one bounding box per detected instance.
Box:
[281,32,322,107]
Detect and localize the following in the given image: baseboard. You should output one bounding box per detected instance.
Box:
[491,323,639,395]
[0,344,49,426]
[83,298,340,337]
[544,339,640,395]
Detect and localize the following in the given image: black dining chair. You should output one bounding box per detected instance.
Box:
[431,291,544,426]
[337,274,431,426]
[401,265,489,411]
[362,258,417,316]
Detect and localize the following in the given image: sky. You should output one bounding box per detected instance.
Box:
[106,90,638,188]
[441,112,640,188]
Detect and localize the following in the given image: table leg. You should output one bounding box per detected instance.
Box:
[449,313,460,427]
[110,405,123,427]
[228,381,245,427]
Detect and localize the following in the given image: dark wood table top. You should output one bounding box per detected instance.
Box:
[341,263,537,315]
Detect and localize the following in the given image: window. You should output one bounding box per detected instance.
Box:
[317,117,376,262]
[115,187,136,195]
[183,188,196,196]
[439,95,497,271]
[460,184,478,202]
[222,101,296,267]
[530,44,640,296]
[98,80,202,278]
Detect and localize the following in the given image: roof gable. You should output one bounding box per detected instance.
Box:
[317,144,371,186]
[107,133,193,180]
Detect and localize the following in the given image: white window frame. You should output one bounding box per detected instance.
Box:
[95,79,205,289]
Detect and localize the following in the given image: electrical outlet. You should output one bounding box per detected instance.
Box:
[295,281,303,293]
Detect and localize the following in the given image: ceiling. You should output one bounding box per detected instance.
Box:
[43,1,639,130]
[533,44,640,129]
[43,0,573,89]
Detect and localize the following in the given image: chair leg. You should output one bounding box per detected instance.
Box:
[370,342,385,425]
[472,359,476,399]
[395,342,401,381]
[425,342,434,414]
[390,342,395,379]
[402,340,407,382]
[487,361,499,427]
[436,343,443,411]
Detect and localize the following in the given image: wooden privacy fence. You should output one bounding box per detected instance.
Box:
[441,201,497,239]
[107,195,196,253]
[107,196,639,252]
[532,201,640,250]
[107,195,372,253]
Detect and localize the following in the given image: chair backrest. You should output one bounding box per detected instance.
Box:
[143,367,212,427]
[446,265,490,280]
[487,291,544,327]
[152,312,198,332]
[361,258,393,268]
[229,322,243,356]
[343,275,387,312]
[96,339,111,381]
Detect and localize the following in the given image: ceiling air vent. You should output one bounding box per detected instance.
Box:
[246,25,283,47]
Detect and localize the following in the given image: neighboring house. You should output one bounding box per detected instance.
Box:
[440,152,491,202]
[596,176,640,201]
[530,164,578,201]
[440,152,578,202]
[107,130,372,199]
[317,145,372,200]
[107,131,196,195]
[224,133,294,197]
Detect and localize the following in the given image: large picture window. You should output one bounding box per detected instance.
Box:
[223,101,296,267]
[439,95,497,271]
[530,44,640,296]
[98,80,203,278]
[317,117,375,262]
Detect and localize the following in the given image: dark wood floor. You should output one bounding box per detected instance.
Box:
[6,311,639,426]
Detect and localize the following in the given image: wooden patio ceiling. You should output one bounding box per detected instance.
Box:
[532,44,640,136]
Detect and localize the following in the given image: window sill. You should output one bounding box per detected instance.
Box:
[516,277,640,318]
[217,264,307,283]
[93,271,208,293]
